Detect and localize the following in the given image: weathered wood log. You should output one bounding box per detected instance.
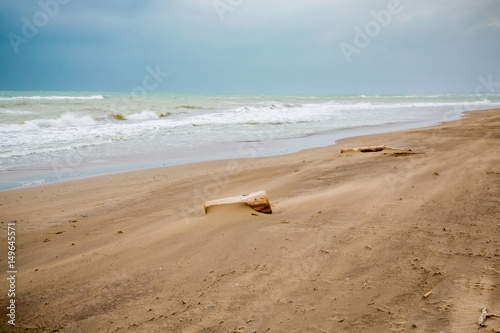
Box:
[204,190,272,214]
[341,145,412,153]
[478,306,500,327]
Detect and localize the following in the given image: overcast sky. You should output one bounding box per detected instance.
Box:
[1,0,499,94]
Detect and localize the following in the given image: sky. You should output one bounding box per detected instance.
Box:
[0,0,499,94]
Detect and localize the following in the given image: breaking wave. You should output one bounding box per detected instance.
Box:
[0,95,104,101]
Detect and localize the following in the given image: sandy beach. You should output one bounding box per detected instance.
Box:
[1,108,499,332]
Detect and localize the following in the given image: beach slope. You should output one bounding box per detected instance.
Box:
[1,109,499,332]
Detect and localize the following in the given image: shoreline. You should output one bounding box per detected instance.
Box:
[0,108,498,332]
[0,108,465,191]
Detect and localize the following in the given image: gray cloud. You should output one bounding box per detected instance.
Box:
[1,0,499,93]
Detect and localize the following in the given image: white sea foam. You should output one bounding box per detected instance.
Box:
[362,94,446,99]
[161,98,500,129]
[0,108,34,115]
[0,95,104,101]
[2,93,500,190]
[12,113,97,130]
[0,99,497,133]
[125,111,160,121]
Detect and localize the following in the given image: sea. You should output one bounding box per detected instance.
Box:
[1,91,499,190]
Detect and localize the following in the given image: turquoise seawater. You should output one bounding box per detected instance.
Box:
[1,91,499,189]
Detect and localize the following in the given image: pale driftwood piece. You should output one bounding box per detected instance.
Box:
[340,145,412,153]
[479,307,489,327]
[478,307,500,327]
[422,291,433,298]
[204,190,272,214]
[341,145,387,153]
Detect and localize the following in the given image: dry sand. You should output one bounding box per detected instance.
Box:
[1,109,499,332]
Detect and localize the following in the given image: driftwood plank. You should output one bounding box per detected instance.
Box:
[341,145,411,153]
[204,190,272,214]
